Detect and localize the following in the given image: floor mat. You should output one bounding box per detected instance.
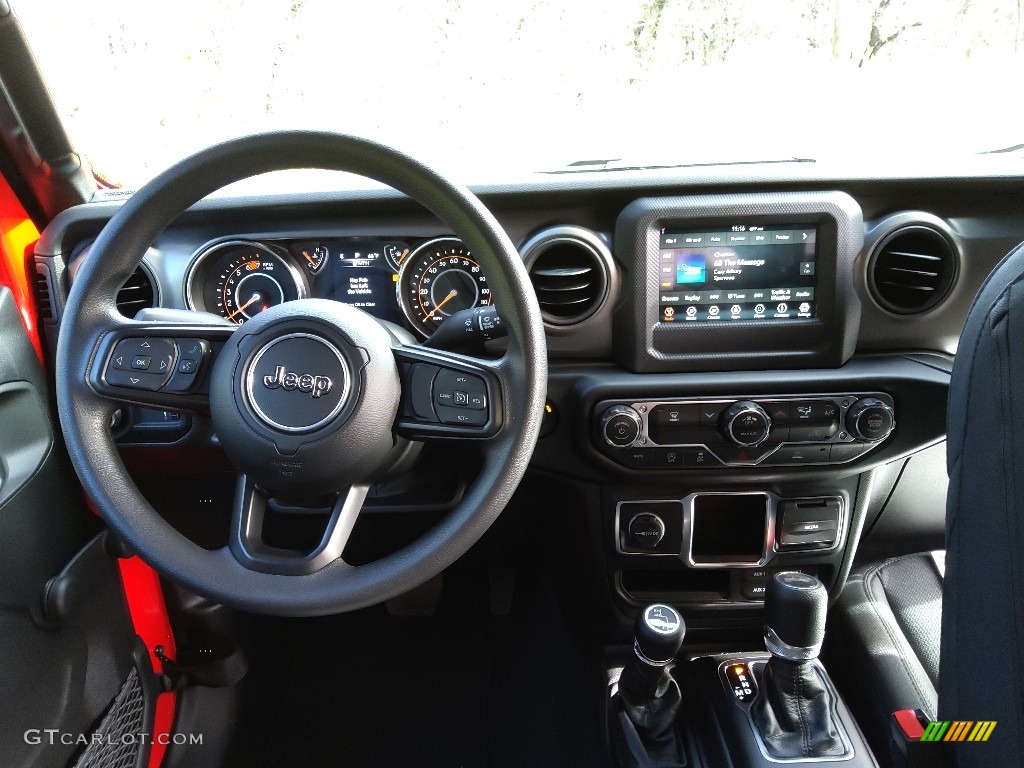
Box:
[226,571,603,768]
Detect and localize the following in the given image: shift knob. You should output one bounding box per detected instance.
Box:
[635,604,686,664]
[763,572,827,661]
[618,604,686,704]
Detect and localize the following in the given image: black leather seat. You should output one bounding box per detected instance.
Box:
[829,552,944,765]
[939,241,1024,766]
[833,241,1024,768]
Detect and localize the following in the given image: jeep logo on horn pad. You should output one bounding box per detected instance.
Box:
[245,333,350,433]
[263,366,333,398]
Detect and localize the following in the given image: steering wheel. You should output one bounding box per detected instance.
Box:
[56,132,547,616]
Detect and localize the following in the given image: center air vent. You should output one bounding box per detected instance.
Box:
[868,223,957,314]
[522,227,613,326]
[116,266,157,318]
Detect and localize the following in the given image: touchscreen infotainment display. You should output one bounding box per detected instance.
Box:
[657,224,818,323]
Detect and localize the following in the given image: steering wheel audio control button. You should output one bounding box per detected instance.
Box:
[105,338,176,389]
[163,338,212,393]
[105,368,165,390]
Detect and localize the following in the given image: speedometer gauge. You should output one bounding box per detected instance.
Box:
[397,238,492,338]
[185,240,307,324]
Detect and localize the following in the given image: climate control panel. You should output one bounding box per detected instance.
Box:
[596,393,894,469]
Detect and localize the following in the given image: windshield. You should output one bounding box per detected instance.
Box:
[13,0,1024,189]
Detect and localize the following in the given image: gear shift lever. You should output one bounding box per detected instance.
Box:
[612,604,687,768]
[763,570,826,661]
[619,604,687,704]
[752,572,844,759]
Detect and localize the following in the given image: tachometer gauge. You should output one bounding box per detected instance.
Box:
[397,237,493,338]
[186,240,307,323]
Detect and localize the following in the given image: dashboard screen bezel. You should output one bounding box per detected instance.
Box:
[613,192,863,373]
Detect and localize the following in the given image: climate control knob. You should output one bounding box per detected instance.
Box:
[721,400,772,447]
[846,398,895,442]
[600,405,643,447]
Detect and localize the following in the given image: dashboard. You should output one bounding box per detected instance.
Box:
[32,158,1024,617]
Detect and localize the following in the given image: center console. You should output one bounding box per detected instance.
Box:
[551,189,949,617]
[544,191,951,768]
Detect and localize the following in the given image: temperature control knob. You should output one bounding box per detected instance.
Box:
[846,398,895,442]
[721,401,772,447]
[600,405,643,447]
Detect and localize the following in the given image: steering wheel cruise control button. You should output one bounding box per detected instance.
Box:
[431,369,489,426]
[433,369,487,408]
[435,403,487,426]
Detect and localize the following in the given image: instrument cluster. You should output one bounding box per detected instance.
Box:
[185,236,493,338]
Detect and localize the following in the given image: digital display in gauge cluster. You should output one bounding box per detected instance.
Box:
[291,239,409,326]
[185,236,491,339]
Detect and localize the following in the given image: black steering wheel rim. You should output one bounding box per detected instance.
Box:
[56,131,547,616]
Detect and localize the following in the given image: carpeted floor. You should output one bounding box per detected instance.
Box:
[225,569,605,768]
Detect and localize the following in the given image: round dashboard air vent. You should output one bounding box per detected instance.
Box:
[522,227,612,326]
[116,265,157,318]
[868,224,957,314]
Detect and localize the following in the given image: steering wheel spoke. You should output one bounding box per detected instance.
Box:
[392,344,506,440]
[86,319,235,412]
[228,474,366,575]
